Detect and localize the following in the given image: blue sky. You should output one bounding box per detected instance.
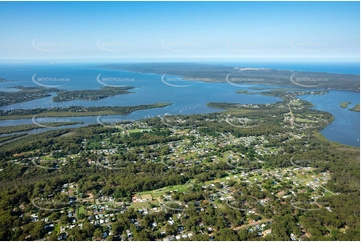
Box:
[0,1,359,62]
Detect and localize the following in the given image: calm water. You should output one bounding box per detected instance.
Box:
[0,64,281,110]
[299,91,360,147]
[0,63,359,147]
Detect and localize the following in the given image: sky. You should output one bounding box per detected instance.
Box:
[0,1,359,63]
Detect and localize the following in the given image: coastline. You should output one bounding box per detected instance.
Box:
[96,63,360,92]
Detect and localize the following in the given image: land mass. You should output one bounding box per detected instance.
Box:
[97,63,360,92]
[0,85,136,107]
[0,122,84,135]
[53,86,134,102]
[0,86,60,107]
[0,89,358,241]
[236,90,255,95]
[0,103,171,120]
[0,133,27,143]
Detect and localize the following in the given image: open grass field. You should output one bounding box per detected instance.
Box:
[224,108,254,115]
[138,183,190,200]
[78,206,85,215]
[129,201,151,209]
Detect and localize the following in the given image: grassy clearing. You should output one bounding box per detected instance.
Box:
[224,108,254,115]
[129,202,151,209]
[78,206,85,215]
[138,184,190,200]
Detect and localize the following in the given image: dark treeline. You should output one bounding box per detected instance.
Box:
[53,86,134,102]
[0,103,171,119]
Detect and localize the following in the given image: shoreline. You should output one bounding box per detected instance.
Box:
[97,63,360,92]
[0,103,172,120]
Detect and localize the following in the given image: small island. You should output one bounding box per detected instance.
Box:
[340,102,351,108]
[0,77,17,82]
[349,103,360,112]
